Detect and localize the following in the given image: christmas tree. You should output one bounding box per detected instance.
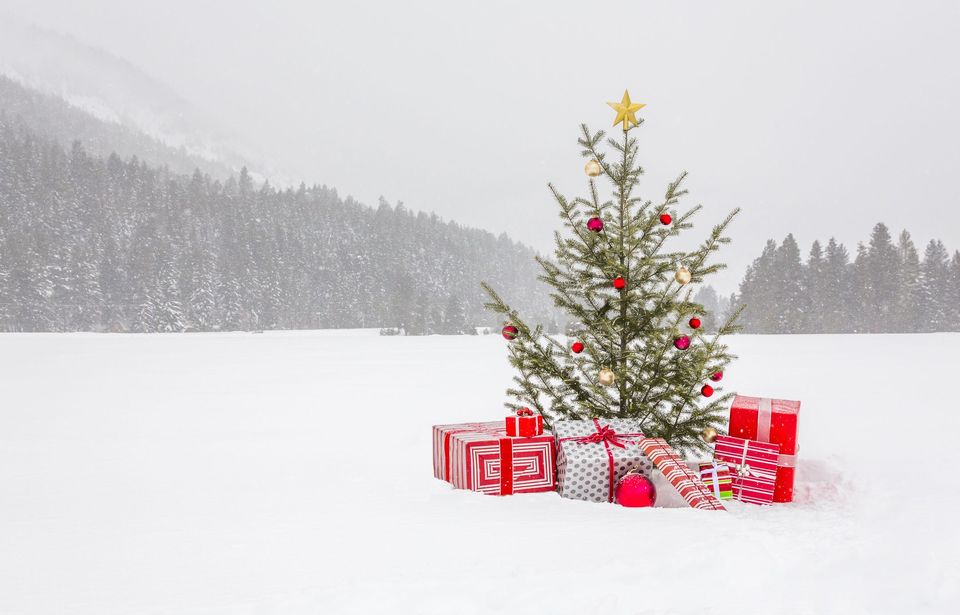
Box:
[483,91,741,452]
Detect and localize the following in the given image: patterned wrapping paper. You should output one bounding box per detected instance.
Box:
[505,412,544,437]
[729,395,801,503]
[554,418,651,503]
[698,461,733,500]
[432,421,556,496]
[712,435,780,505]
[639,438,726,511]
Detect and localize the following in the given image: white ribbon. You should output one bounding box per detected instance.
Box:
[757,397,772,442]
[702,461,725,499]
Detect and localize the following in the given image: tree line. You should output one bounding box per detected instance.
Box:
[0,116,554,333]
[731,224,960,333]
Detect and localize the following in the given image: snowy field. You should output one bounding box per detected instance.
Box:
[1,331,957,614]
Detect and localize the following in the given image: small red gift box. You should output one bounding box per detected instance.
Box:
[432,421,556,496]
[639,438,725,511]
[713,435,780,505]
[729,395,801,502]
[505,408,544,437]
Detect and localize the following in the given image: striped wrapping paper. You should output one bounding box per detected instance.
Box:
[698,462,733,500]
[638,438,726,511]
[712,435,780,505]
[432,421,556,496]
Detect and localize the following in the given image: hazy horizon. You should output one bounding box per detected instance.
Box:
[2,0,959,293]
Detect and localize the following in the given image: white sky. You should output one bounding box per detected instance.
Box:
[2,0,959,292]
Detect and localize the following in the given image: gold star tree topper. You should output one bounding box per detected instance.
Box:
[607,90,645,131]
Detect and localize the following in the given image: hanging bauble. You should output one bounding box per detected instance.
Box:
[701,384,715,397]
[673,335,690,350]
[501,325,519,340]
[674,266,692,285]
[701,427,718,443]
[689,317,701,329]
[615,470,657,507]
[612,276,626,290]
[598,368,616,386]
[659,213,672,225]
[586,217,605,233]
[710,371,723,382]
[571,341,585,354]
[584,160,602,177]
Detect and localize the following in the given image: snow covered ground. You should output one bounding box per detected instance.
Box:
[1,331,957,614]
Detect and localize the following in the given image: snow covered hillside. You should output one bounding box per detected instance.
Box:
[0,332,956,614]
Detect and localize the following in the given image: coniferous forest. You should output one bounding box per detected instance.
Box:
[731,225,960,333]
[0,116,553,333]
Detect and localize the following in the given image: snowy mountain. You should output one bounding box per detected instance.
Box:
[0,19,259,178]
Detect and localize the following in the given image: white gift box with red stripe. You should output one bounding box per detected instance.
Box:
[712,435,780,505]
[432,421,556,496]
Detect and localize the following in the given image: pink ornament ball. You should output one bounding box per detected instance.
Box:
[586,217,604,232]
[615,472,657,508]
[710,371,723,382]
[673,335,691,350]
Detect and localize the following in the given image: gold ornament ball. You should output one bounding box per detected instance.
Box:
[675,266,692,285]
[598,368,616,386]
[584,160,602,177]
[701,427,718,444]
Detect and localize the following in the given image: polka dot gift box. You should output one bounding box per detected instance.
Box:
[553,418,652,503]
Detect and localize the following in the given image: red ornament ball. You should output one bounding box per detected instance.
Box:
[710,371,723,382]
[587,217,604,233]
[701,384,715,397]
[613,276,626,290]
[659,213,672,225]
[689,317,701,329]
[673,335,690,350]
[501,325,519,341]
[615,471,657,507]
[571,341,585,354]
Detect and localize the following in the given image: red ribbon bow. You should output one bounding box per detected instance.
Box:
[516,407,535,417]
[572,425,630,448]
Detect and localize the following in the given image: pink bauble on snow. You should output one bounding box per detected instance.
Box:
[586,217,605,232]
[615,471,657,508]
[673,335,690,350]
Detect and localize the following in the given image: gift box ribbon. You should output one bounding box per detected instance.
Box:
[701,461,728,500]
[756,397,799,467]
[560,419,643,502]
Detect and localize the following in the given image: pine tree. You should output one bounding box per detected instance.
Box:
[949,251,960,326]
[805,240,825,334]
[735,240,777,333]
[774,234,806,333]
[919,240,950,331]
[483,104,740,452]
[895,231,921,333]
[821,238,850,333]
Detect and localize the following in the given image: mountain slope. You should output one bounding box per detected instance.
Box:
[0,75,237,179]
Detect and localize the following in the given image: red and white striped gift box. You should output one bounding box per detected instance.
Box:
[432,421,556,496]
[713,435,780,505]
[638,438,725,511]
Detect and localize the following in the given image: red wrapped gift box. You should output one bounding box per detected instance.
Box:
[729,395,801,503]
[505,409,544,437]
[713,435,780,505]
[432,421,556,496]
[639,438,725,511]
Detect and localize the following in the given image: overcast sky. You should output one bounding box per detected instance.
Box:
[2,0,959,292]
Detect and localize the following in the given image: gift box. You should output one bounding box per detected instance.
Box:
[505,408,544,437]
[639,438,725,511]
[729,395,801,502]
[712,435,780,505]
[698,461,733,500]
[432,421,556,496]
[554,418,651,503]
